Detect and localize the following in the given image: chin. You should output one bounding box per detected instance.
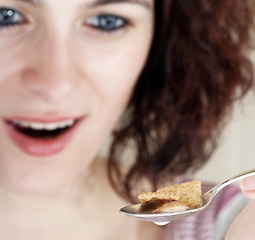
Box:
[2,180,70,196]
[0,165,74,196]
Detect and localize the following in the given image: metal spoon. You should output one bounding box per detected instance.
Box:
[120,168,255,226]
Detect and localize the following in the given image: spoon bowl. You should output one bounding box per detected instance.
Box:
[120,168,255,225]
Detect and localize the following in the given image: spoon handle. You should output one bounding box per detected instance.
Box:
[203,168,255,204]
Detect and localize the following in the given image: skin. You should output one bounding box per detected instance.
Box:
[241,176,255,199]
[224,178,255,239]
[225,200,255,240]
[0,0,164,239]
[0,0,153,194]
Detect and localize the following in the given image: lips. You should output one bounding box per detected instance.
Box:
[4,117,83,157]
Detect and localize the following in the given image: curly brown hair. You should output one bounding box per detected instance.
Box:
[107,0,255,203]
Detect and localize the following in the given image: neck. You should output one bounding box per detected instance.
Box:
[0,158,164,240]
[0,158,118,239]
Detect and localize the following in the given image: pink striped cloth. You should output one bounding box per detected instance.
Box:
[163,175,241,240]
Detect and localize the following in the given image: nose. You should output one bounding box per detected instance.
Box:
[21,32,80,103]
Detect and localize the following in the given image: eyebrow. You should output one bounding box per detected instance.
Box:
[88,0,152,9]
[16,0,44,7]
[16,0,152,10]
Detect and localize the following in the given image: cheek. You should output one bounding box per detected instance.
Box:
[93,61,138,99]
[76,27,153,100]
[84,49,149,101]
[0,50,22,83]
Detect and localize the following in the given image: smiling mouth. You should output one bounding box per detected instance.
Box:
[7,119,76,139]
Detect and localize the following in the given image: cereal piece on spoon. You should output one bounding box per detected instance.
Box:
[137,180,202,213]
[153,201,189,214]
[138,184,180,204]
[178,181,202,209]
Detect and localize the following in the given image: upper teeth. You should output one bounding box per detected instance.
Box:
[12,119,75,131]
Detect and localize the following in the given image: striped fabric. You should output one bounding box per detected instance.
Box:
[163,176,242,240]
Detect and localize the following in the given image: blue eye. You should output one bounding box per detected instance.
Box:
[0,8,24,27]
[86,14,128,31]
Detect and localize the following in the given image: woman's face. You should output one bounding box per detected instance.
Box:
[0,0,154,194]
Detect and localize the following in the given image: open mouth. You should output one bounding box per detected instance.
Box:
[4,117,83,156]
[7,119,76,139]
